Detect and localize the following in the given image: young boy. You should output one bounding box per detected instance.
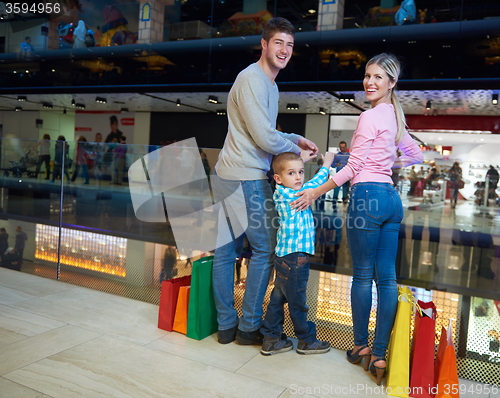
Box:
[260,151,334,355]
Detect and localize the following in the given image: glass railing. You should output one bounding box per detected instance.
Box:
[1,136,499,383]
[1,0,499,88]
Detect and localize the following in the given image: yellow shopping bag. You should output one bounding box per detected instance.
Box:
[386,285,417,397]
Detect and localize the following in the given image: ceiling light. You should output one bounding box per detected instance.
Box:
[286,103,299,110]
[15,106,22,111]
[492,94,498,105]
[216,109,226,116]
[339,94,355,102]
[308,9,316,14]
[208,95,219,104]
[319,107,326,115]
[120,108,129,113]
[17,96,27,102]
[176,99,181,106]
[426,100,432,110]
[42,102,53,109]
[75,103,85,109]
[95,96,107,104]
[71,99,75,106]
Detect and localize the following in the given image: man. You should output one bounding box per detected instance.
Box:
[212,17,318,345]
[20,36,34,52]
[13,226,28,264]
[105,115,123,143]
[332,141,350,205]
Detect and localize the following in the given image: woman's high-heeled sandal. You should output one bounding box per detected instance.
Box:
[369,358,386,386]
[346,345,371,371]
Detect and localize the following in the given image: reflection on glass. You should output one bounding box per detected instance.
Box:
[35,224,127,276]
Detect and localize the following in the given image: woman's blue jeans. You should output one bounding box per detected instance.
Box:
[212,173,276,332]
[346,182,403,358]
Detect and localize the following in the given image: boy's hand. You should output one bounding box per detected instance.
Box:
[321,152,335,169]
[300,150,317,163]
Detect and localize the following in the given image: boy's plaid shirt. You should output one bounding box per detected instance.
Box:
[274,167,330,257]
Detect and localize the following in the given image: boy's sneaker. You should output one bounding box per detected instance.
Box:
[296,340,331,355]
[261,338,293,356]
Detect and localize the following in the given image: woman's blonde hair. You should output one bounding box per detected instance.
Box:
[366,53,405,144]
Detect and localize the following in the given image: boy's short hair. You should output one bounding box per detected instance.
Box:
[272,152,302,175]
[262,17,295,43]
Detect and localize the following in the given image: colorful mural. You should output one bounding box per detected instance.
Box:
[63,0,139,47]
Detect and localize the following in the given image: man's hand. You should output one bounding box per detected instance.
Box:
[297,137,319,155]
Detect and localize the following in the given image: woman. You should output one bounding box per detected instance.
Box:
[292,53,423,385]
[448,161,462,209]
[71,136,90,184]
[34,134,51,179]
[51,136,71,183]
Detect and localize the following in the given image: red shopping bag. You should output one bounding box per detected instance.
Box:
[158,275,191,331]
[435,320,459,398]
[410,301,437,398]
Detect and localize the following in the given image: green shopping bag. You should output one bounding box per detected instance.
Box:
[186,255,218,340]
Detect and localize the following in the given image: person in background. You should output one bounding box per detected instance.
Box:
[34,134,51,179]
[13,226,28,265]
[0,228,9,264]
[291,53,423,385]
[51,136,71,183]
[408,165,418,195]
[211,17,319,346]
[71,136,90,184]
[112,135,127,185]
[447,161,462,209]
[332,141,350,206]
[20,36,34,52]
[314,158,327,212]
[105,115,123,143]
[73,20,87,49]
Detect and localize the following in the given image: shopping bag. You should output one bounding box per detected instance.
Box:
[387,285,416,398]
[186,256,218,340]
[435,320,459,398]
[173,286,191,334]
[409,301,437,398]
[158,275,191,331]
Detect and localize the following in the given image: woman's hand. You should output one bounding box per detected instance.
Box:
[291,187,319,211]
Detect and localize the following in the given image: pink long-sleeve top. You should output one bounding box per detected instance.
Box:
[332,103,424,187]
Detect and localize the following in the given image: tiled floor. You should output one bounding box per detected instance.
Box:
[0,267,497,398]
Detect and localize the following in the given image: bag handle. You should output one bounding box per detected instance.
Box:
[398,289,422,317]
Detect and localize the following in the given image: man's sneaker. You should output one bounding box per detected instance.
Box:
[261,338,293,356]
[217,326,237,344]
[235,329,263,345]
[296,340,331,355]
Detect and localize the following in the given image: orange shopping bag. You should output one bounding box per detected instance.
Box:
[435,320,460,398]
[172,286,191,334]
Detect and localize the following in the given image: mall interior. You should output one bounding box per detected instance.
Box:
[0,0,499,396]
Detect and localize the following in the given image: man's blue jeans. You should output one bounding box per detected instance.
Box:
[212,174,276,332]
[346,182,403,358]
[260,252,316,343]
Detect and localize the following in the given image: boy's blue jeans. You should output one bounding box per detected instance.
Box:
[260,252,316,343]
[346,182,403,358]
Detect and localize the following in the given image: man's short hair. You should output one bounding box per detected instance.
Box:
[339,141,347,146]
[262,17,295,42]
[25,36,30,40]
[272,152,302,175]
